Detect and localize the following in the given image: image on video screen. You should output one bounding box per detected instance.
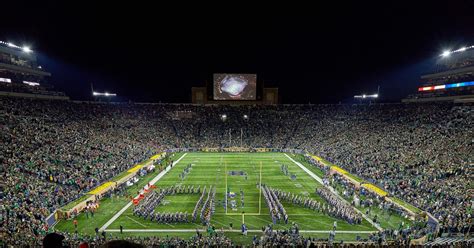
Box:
[213,74,257,100]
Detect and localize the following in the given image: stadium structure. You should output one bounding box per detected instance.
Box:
[1,43,473,247]
[404,45,474,103]
[0,41,67,100]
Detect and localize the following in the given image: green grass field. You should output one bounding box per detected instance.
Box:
[55,152,413,244]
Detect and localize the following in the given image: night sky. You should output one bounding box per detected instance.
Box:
[2,1,474,103]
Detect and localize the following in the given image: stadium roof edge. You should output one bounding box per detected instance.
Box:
[421,65,474,80]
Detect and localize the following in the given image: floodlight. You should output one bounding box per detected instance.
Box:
[22,46,32,53]
[92,91,116,97]
[459,47,467,52]
[0,78,12,83]
[441,51,450,57]
[23,81,40,86]
[355,93,378,99]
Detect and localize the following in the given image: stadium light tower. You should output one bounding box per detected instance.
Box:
[0,41,34,53]
[440,45,474,57]
[91,83,117,98]
[354,94,378,99]
[93,92,117,97]
[22,46,32,53]
[354,85,380,101]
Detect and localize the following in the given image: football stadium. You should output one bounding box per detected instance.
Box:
[1,5,474,248]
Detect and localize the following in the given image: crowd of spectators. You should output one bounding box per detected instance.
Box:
[1,96,472,246]
[36,231,234,248]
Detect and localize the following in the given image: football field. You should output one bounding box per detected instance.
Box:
[55,152,396,243]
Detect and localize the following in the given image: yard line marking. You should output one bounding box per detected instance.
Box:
[225,162,228,215]
[259,161,262,215]
[126,216,147,227]
[225,212,260,216]
[99,153,188,232]
[293,221,314,230]
[192,223,202,228]
[211,219,228,227]
[283,153,383,232]
[105,229,378,234]
[163,222,175,228]
[251,215,270,224]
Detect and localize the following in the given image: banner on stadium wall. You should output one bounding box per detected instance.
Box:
[361,183,388,197]
[202,147,220,152]
[150,152,166,161]
[128,153,164,173]
[172,147,300,153]
[224,147,251,152]
[281,148,303,154]
[127,164,144,173]
[88,182,115,195]
[330,165,348,175]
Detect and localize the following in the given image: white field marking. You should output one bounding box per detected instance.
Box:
[191,222,202,228]
[283,153,383,232]
[163,222,175,228]
[250,215,271,224]
[284,154,324,185]
[259,161,262,215]
[225,161,227,215]
[243,214,325,231]
[222,213,331,227]
[126,216,147,227]
[293,221,315,230]
[105,229,377,234]
[99,153,188,232]
[211,219,228,227]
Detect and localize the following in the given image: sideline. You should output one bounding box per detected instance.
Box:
[105,229,377,234]
[99,153,188,231]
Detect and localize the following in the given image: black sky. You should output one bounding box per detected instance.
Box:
[1,1,474,103]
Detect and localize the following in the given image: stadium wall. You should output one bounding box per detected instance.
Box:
[0,91,69,100]
[402,94,474,103]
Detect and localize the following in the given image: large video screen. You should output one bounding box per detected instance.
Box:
[213,74,257,100]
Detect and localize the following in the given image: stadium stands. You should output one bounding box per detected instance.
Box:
[1,96,472,246]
